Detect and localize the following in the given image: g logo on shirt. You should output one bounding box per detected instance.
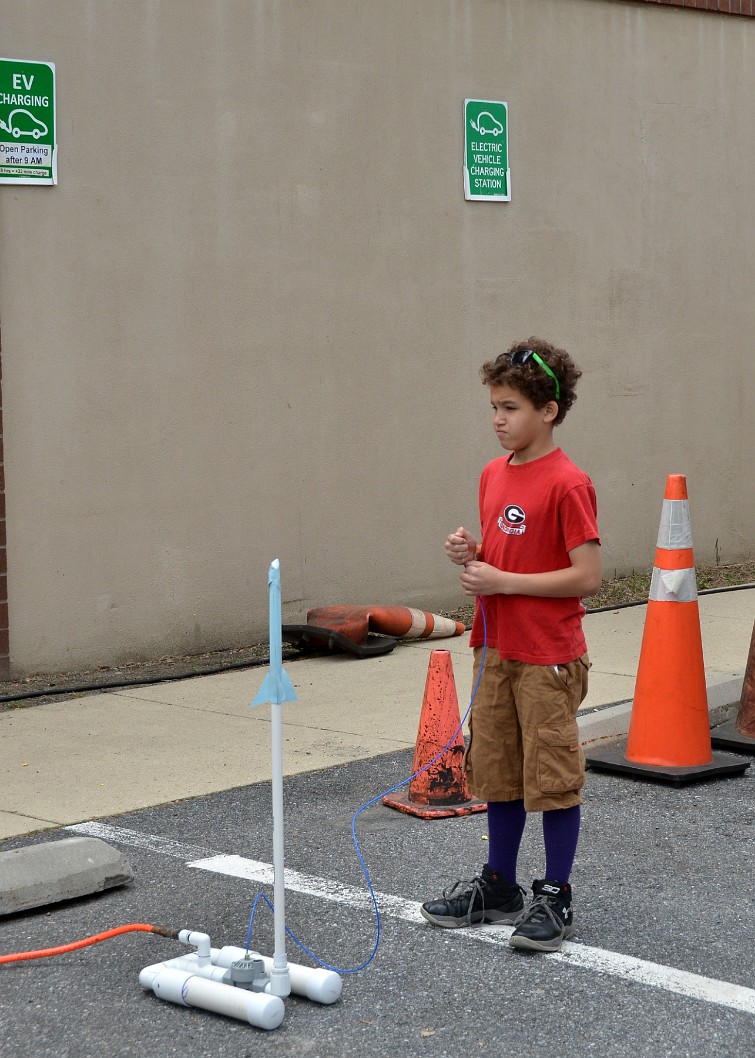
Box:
[498,504,527,536]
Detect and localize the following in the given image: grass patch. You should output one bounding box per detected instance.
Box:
[584,560,755,610]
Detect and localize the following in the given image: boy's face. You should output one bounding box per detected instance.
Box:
[488,382,558,463]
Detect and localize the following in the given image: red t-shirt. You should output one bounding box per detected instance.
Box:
[469,448,600,665]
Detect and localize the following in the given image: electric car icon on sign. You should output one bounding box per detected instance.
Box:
[1,109,48,139]
[469,111,503,137]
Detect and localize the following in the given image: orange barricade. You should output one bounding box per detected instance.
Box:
[382,650,487,818]
[586,475,749,784]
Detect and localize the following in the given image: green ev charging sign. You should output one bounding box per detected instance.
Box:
[464,99,509,202]
[0,58,57,185]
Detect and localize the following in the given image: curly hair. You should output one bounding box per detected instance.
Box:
[480,337,582,425]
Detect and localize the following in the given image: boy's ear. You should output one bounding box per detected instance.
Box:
[543,401,559,422]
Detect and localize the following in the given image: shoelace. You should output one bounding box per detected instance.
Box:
[515,894,567,930]
[442,875,485,924]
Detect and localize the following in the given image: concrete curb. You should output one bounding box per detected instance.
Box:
[0,836,134,916]
[578,673,744,751]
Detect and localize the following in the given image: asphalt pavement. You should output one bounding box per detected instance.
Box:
[0,588,754,1058]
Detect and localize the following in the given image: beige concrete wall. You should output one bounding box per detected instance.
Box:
[1,0,753,674]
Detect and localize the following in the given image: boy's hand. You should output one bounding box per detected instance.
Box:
[459,560,502,597]
[445,527,477,566]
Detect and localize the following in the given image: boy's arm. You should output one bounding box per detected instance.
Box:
[459,540,602,598]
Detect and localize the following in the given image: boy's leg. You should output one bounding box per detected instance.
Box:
[543,804,581,884]
[420,650,526,929]
[507,805,582,952]
[419,798,527,928]
[487,798,527,884]
[463,646,526,804]
[507,656,589,952]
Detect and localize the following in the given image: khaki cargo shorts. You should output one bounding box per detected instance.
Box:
[464,647,590,812]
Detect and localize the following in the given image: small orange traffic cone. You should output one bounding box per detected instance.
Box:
[586,475,749,784]
[382,650,487,818]
[711,618,755,754]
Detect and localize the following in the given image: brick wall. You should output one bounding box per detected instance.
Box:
[630,0,754,15]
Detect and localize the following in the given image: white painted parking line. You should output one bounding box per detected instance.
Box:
[69,821,216,861]
[190,853,426,925]
[191,853,755,1016]
[67,822,755,1016]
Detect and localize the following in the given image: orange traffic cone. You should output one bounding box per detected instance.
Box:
[283,605,465,658]
[382,650,487,818]
[586,475,749,784]
[711,617,755,754]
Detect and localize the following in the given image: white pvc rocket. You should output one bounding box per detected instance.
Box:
[139,560,342,1027]
[252,559,298,709]
[250,559,297,997]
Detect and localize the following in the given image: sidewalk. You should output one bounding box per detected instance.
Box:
[1,589,752,842]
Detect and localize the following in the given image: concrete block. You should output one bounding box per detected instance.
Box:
[0,836,134,916]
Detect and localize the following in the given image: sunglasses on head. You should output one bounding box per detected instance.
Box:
[497,348,560,400]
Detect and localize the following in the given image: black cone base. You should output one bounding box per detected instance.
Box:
[710,719,755,755]
[585,743,750,785]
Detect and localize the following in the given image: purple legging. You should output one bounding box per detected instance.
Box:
[486,800,581,886]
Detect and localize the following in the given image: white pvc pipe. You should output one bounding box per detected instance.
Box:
[139,966,284,1031]
[214,946,342,1005]
[270,696,291,999]
[141,956,232,985]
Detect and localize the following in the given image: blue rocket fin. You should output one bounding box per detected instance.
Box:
[251,665,298,707]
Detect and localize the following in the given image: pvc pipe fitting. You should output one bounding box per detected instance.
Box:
[177,929,212,966]
[214,946,342,1005]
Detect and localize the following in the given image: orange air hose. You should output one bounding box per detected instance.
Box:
[0,923,179,964]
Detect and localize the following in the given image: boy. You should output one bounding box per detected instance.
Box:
[420,338,601,952]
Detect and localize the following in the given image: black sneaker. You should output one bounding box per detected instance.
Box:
[509,879,575,952]
[420,864,525,928]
